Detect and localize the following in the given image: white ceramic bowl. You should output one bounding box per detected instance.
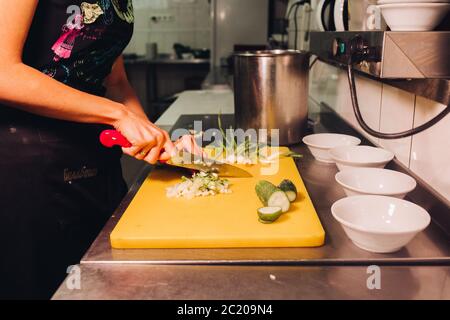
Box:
[378,3,450,31]
[331,195,431,253]
[329,146,395,171]
[302,134,361,164]
[335,168,417,199]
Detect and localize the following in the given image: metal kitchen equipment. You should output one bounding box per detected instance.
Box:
[234,50,310,146]
[309,31,450,139]
[310,31,450,79]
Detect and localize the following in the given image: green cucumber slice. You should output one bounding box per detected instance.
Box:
[255,180,290,212]
[278,179,298,202]
[257,206,283,223]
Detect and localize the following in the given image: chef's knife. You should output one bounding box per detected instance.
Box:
[100,130,253,178]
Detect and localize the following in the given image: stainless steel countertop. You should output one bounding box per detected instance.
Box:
[52,105,450,299]
[53,264,450,299]
[80,113,450,266]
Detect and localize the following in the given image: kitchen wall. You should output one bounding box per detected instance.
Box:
[211,0,269,66]
[125,0,212,56]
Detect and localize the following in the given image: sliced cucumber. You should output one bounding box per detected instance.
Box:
[257,207,283,224]
[255,181,290,213]
[278,179,298,202]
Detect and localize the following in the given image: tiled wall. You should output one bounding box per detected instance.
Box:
[125,0,212,56]
[309,61,450,202]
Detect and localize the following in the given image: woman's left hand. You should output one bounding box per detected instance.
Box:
[174,135,206,158]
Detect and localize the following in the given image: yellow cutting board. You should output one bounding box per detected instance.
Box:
[110,148,325,249]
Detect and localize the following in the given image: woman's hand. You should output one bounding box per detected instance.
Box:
[174,135,206,158]
[113,110,175,164]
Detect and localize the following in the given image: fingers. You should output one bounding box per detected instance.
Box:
[175,136,192,154]
[162,131,175,153]
[123,132,207,164]
[143,130,165,164]
[160,134,176,161]
[134,144,153,161]
[176,135,205,157]
[121,134,156,159]
[115,115,175,164]
[144,147,162,164]
[158,148,172,161]
[122,145,142,158]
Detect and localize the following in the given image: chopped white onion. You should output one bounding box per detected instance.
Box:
[166,172,231,199]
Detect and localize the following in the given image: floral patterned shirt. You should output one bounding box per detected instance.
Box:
[23,0,134,96]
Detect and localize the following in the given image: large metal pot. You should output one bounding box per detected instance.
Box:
[234,50,310,146]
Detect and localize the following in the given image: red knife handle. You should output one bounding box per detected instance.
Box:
[100,130,168,163]
[100,130,132,148]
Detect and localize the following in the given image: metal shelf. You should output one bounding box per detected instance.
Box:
[310,31,450,105]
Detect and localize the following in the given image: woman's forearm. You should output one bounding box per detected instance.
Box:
[104,55,148,119]
[106,79,148,119]
[0,62,128,126]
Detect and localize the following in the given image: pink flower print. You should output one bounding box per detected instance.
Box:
[52,15,84,61]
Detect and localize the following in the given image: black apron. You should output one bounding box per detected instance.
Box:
[0,0,134,299]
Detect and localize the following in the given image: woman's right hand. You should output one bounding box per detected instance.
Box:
[113,110,175,164]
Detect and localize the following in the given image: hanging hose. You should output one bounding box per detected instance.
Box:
[347,64,450,139]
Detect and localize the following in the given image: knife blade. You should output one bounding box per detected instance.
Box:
[100,130,253,178]
[166,157,253,178]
